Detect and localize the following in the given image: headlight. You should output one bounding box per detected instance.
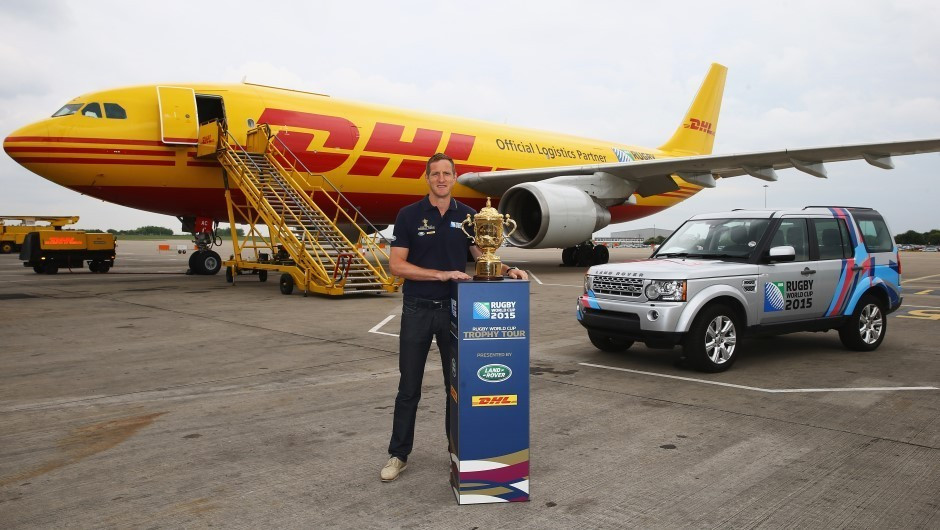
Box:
[583,274,591,294]
[644,280,686,301]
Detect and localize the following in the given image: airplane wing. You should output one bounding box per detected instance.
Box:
[457,138,940,197]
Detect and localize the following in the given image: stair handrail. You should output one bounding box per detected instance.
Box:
[218,130,337,285]
[261,152,394,284]
[265,129,393,247]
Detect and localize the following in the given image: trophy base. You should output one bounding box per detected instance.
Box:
[473,275,504,281]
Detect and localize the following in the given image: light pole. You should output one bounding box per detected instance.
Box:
[763,185,769,208]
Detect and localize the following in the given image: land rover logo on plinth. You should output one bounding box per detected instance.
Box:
[477,364,511,383]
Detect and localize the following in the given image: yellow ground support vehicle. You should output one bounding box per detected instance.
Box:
[20,231,116,274]
[0,216,79,254]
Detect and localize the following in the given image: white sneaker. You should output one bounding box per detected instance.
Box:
[380,456,407,482]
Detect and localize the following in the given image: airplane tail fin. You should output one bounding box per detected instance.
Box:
[658,63,727,156]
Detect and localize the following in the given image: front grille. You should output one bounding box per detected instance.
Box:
[592,275,643,297]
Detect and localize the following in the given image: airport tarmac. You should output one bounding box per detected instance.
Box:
[1,241,938,529]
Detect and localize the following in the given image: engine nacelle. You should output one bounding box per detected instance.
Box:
[498,182,611,249]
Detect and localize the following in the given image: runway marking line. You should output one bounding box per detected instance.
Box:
[902,273,940,283]
[528,272,579,288]
[579,362,939,393]
[368,314,399,337]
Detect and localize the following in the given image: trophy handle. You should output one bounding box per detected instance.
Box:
[460,214,474,240]
[497,216,517,247]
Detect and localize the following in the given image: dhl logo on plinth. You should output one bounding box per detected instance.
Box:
[472,395,518,407]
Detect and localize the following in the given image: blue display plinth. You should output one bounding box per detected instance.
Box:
[449,279,530,504]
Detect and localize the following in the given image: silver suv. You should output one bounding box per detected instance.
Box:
[577,207,902,372]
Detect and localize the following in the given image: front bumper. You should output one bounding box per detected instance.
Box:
[577,294,685,346]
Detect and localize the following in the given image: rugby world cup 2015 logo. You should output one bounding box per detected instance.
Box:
[764,282,785,312]
[472,301,516,320]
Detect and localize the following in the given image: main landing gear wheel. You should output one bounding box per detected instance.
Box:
[562,243,610,267]
[683,304,740,373]
[839,294,886,351]
[279,273,294,295]
[189,250,222,275]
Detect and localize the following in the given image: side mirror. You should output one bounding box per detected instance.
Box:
[767,245,795,262]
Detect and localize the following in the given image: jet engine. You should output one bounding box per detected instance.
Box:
[497,182,611,249]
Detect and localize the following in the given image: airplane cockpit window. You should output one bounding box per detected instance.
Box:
[52,103,83,117]
[104,103,127,119]
[82,103,102,118]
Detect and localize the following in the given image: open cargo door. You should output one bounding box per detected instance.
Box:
[157,86,198,145]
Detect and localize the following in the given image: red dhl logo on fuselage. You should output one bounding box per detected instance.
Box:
[471,395,518,407]
[44,236,83,245]
[258,108,489,179]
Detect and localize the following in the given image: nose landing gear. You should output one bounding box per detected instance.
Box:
[180,216,223,275]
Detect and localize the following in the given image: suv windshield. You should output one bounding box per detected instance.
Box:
[655,218,770,259]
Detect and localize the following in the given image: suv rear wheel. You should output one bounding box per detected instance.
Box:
[588,331,634,352]
[838,294,886,351]
[684,304,740,372]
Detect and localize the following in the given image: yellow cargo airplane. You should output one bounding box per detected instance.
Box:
[5,63,940,271]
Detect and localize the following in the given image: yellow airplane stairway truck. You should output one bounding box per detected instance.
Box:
[202,121,400,296]
[0,216,79,254]
[20,231,116,274]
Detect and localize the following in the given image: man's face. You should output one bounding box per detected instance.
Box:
[426,159,456,199]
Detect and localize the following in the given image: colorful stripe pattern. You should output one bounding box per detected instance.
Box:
[450,449,529,503]
[824,207,901,316]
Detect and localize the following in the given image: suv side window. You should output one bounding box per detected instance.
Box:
[813,218,850,260]
[853,212,894,253]
[768,218,809,261]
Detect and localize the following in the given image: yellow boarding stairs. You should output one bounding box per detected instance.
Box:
[200,121,400,296]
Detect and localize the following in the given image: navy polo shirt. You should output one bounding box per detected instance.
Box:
[392,195,476,300]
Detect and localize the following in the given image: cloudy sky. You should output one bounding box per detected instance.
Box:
[1,0,938,234]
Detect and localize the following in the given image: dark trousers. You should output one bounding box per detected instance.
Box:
[387,297,451,461]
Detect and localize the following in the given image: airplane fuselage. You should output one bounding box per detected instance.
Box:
[4,82,699,226]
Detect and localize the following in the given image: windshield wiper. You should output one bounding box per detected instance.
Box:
[655,252,690,258]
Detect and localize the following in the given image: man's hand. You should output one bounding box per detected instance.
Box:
[506,268,528,280]
[438,270,472,281]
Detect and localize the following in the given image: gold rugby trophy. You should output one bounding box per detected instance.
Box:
[461,197,517,281]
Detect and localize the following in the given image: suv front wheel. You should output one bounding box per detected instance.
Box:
[684,304,740,372]
[838,294,886,351]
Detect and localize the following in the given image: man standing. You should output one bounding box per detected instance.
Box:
[381,153,527,482]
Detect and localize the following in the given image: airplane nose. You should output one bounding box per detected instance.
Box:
[4,120,49,164]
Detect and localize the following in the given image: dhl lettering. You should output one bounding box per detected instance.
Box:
[365,123,442,157]
[199,135,214,145]
[471,395,518,407]
[256,108,487,177]
[45,237,82,245]
[684,118,716,136]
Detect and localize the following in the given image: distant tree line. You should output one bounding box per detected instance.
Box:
[107,226,174,236]
[215,227,245,237]
[643,235,667,245]
[895,230,940,245]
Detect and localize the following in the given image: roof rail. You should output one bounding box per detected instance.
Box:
[802,206,873,210]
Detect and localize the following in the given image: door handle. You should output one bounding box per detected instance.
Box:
[801,267,816,275]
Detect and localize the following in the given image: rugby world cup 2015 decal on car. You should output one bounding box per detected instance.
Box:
[764,282,785,312]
